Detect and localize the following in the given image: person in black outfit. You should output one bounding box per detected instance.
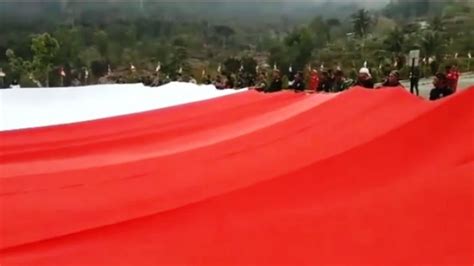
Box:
[287,67,296,87]
[214,75,225,89]
[409,66,420,96]
[225,74,235,89]
[265,69,282,93]
[318,71,333,92]
[429,73,453,101]
[290,71,305,92]
[354,67,374,89]
[203,74,212,85]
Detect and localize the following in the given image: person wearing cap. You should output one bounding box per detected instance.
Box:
[429,73,453,100]
[380,70,403,88]
[355,67,374,89]
[265,69,282,93]
[289,71,305,92]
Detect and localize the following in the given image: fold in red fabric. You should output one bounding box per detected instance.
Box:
[1,87,473,265]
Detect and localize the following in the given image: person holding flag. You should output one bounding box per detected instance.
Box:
[176,67,183,82]
[288,65,295,87]
[468,52,472,71]
[354,67,374,89]
[265,68,282,93]
[289,71,305,92]
[308,67,320,92]
[430,73,453,100]
[445,64,460,92]
[0,68,6,88]
[60,67,66,86]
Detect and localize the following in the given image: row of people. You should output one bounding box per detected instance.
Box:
[250,67,458,101]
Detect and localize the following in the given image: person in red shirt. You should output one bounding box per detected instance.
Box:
[308,69,320,92]
[446,65,460,92]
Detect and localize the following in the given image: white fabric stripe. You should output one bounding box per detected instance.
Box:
[0,83,246,131]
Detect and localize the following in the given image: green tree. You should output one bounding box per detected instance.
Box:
[430,16,445,32]
[325,18,341,41]
[79,46,102,70]
[54,26,84,68]
[421,30,445,58]
[241,56,258,76]
[384,27,405,56]
[5,49,29,80]
[214,25,235,49]
[93,30,109,56]
[223,57,241,74]
[30,33,60,87]
[7,33,60,87]
[352,9,372,38]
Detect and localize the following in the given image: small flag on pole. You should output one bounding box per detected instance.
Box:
[60,67,66,77]
[155,62,161,72]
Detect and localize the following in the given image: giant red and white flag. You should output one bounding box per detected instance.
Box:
[0,83,472,265]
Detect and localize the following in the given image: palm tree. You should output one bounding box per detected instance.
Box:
[384,27,405,54]
[383,27,406,69]
[214,25,235,49]
[421,30,445,58]
[430,16,445,32]
[325,18,341,41]
[352,9,372,38]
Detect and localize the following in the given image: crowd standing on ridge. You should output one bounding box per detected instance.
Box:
[0,62,463,101]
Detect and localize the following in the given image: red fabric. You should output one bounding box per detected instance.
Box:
[309,72,320,92]
[447,70,460,92]
[0,87,473,265]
